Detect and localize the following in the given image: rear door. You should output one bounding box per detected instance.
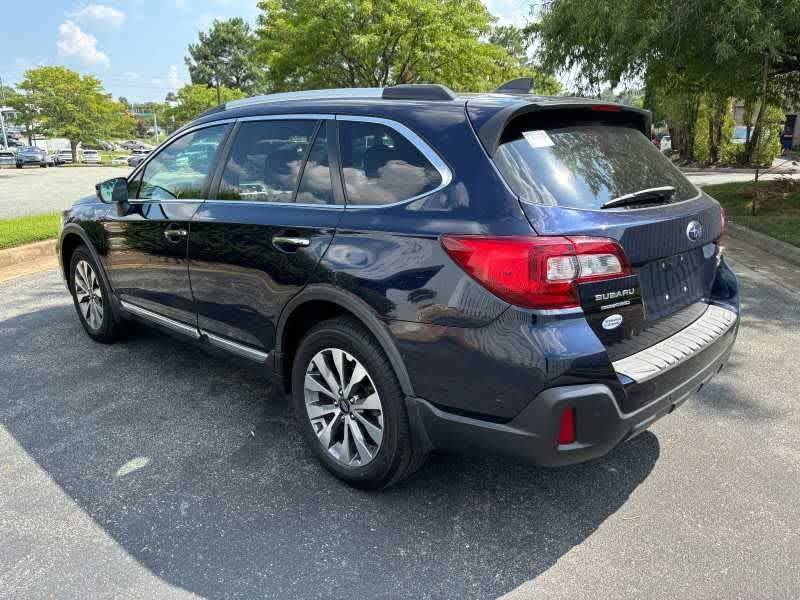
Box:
[488,114,723,359]
[103,123,231,324]
[188,117,343,353]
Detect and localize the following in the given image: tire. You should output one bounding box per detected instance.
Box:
[68,245,121,343]
[291,317,424,489]
[15,163,21,169]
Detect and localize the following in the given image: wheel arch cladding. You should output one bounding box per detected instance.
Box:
[276,286,415,398]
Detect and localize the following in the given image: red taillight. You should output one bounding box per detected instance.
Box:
[440,235,631,310]
[591,104,622,112]
[557,408,576,445]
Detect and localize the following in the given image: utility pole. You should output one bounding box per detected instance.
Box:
[0,75,8,149]
[153,110,159,144]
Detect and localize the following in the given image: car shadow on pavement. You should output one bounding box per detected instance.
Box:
[1,302,660,600]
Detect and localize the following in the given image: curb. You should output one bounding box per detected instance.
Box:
[0,239,57,269]
[727,222,800,267]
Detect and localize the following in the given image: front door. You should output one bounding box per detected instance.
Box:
[189,118,343,351]
[102,123,231,324]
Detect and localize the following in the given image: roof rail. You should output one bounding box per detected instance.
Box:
[494,78,534,95]
[224,88,383,110]
[382,84,457,101]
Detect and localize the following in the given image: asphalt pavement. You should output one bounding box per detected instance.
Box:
[0,166,130,219]
[1,235,799,599]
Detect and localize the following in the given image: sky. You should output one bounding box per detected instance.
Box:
[0,0,533,104]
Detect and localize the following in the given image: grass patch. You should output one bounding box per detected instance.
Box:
[703,179,800,247]
[0,213,61,249]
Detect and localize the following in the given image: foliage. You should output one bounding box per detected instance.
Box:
[186,17,261,97]
[750,105,785,166]
[166,84,246,127]
[704,179,800,246]
[0,212,61,249]
[254,0,556,92]
[694,96,736,165]
[16,66,133,160]
[532,0,800,163]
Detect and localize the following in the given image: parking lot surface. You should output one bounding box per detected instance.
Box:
[0,166,129,219]
[1,235,799,599]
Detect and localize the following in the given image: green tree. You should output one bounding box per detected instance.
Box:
[185,17,260,103]
[532,0,800,164]
[16,66,133,161]
[167,84,246,127]
[254,0,550,92]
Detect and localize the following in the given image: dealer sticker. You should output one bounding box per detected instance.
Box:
[522,130,554,149]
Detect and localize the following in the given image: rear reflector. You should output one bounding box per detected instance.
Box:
[440,235,631,310]
[557,408,576,445]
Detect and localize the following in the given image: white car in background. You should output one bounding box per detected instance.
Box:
[0,149,15,167]
[660,135,672,153]
[111,155,130,166]
[82,149,101,164]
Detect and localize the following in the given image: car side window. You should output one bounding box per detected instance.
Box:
[295,124,335,205]
[219,120,318,202]
[338,120,442,205]
[136,125,228,201]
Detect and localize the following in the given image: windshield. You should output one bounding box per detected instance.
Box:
[494,123,698,210]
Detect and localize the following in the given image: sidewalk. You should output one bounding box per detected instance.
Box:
[0,240,58,283]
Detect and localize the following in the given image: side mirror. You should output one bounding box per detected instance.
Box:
[96,177,129,204]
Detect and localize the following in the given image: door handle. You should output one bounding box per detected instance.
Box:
[163,228,188,242]
[272,235,310,249]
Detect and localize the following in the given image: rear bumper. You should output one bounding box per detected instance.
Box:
[407,303,738,466]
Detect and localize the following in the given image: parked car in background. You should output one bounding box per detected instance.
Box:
[15,146,48,168]
[55,149,78,165]
[58,83,739,489]
[660,135,672,153]
[111,155,130,166]
[82,149,101,164]
[127,148,150,167]
[0,149,16,167]
[732,126,752,145]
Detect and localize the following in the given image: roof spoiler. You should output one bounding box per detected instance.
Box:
[472,100,652,156]
[494,78,534,95]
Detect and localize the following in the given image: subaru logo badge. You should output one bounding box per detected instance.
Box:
[686,220,703,242]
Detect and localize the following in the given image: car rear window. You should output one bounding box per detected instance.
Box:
[493,123,698,210]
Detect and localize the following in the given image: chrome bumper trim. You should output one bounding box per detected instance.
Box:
[612,304,737,383]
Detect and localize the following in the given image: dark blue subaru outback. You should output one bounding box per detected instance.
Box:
[58,81,739,488]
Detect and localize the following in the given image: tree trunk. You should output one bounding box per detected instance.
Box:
[708,96,726,164]
[744,53,770,165]
[70,140,79,164]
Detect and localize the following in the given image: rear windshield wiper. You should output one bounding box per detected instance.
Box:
[601,186,676,209]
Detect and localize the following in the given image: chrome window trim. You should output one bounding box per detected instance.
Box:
[200,199,344,210]
[612,303,737,385]
[335,114,453,209]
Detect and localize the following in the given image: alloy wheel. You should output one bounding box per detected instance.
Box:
[303,348,384,467]
[74,260,104,330]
